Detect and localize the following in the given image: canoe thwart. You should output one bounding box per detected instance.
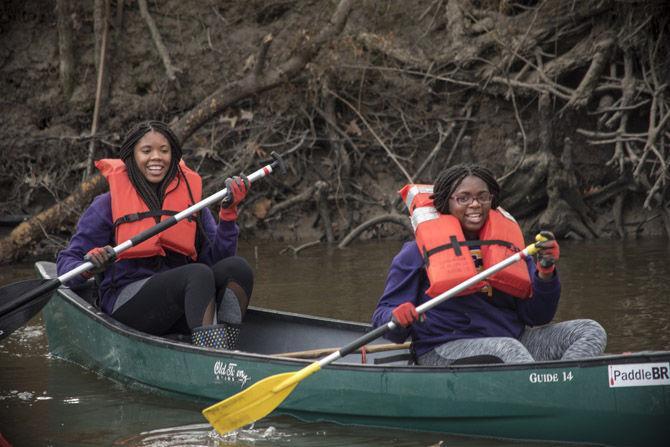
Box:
[275,341,411,359]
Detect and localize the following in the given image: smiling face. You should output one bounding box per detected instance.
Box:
[133,130,172,184]
[448,175,492,240]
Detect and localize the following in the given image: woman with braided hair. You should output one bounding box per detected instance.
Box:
[57,120,253,349]
[372,163,607,365]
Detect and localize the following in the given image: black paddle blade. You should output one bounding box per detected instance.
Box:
[0,279,54,340]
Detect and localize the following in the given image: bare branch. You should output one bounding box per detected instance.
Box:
[138,0,180,82]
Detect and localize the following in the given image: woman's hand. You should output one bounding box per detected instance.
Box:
[392,302,420,327]
[82,245,115,278]
[219,175,250,221]
[535,230,560,279]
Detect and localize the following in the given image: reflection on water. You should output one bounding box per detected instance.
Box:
[1,238,669,446]
[556,238,670,352]
[243,240,401,321]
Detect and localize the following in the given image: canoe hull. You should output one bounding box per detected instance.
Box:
[38,262,670,446]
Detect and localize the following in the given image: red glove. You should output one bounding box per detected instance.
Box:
[82,246,114,279]
[536,231,560,276]
[392,302,419,327]
[219,175,250,221]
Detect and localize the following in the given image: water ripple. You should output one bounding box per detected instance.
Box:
[112,419,456,447]
[0,323,47,357]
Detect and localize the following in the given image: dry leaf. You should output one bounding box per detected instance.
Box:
[239,109,254,122]
[253,197,272,219]
[219,113,238,128]
[242,54,255,72]
[247,141,267,158]
[193,146,218,159]
[345,119,362,136]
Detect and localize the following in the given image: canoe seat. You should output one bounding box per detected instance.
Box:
[374,354,504,366]
[451,355,504,365]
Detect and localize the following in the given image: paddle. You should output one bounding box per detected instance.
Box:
[0,152,286,340]
[202,236,547,434]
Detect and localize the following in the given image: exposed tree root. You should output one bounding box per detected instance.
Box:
[338,214,412,249]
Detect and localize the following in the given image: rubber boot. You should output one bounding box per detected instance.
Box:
[191,323,240,350]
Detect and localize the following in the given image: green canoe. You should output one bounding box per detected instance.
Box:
[36,262,669,446]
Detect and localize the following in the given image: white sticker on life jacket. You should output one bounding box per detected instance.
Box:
[608,362,670,387]
[405,185,434,210]
[411,206,440,231]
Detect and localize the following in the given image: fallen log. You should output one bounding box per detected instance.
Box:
[0,174,107,263]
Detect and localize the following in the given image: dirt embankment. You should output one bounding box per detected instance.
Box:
[0,0,669,263]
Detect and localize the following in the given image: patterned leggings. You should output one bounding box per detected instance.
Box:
[417,319,607,366]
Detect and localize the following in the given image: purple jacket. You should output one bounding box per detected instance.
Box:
[371,241,561,357]
[56,192,239,314]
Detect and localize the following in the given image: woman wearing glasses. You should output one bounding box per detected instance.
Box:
[371,163,607,366]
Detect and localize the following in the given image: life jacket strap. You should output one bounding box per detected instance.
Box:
[423,239,519,267]
[113,210,177,228]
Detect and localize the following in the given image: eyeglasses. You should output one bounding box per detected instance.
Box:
[450,192,493,206]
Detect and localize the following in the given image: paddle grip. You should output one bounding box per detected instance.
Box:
[338,324,390,358]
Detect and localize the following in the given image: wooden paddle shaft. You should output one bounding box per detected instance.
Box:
[276,341,411,359]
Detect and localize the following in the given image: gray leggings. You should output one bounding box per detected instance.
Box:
[418,319,607,366]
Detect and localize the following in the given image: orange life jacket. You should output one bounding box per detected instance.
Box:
[95,159,202,261]
[399,184,532,299]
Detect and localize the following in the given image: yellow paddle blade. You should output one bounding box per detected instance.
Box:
[203,362,321,435]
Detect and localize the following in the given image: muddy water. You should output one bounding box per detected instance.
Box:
[1,238,669,446]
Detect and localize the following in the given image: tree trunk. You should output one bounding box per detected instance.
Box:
[56,0,74,99]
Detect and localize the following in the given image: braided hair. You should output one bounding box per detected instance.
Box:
[117,120,209,254]
[431,163,501,214]
[118,120,182,211]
